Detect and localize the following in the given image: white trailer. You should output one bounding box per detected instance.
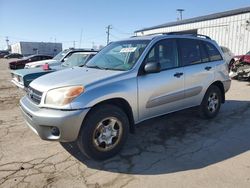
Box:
[11,42,62,56]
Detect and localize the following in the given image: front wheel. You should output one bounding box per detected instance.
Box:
[199,85,222,119]
[77,104,129,160]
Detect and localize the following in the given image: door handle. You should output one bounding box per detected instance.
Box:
[205,66,212,71]
[174,72,183,78]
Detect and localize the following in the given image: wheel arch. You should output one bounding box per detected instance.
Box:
[82,98,135,133]
[210,81,225,103]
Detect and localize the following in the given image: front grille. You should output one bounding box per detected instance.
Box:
[27,87,43,104]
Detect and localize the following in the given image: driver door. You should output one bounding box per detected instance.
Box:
[137,39,185,121]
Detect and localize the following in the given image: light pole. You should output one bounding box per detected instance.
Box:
[177,9,185,20]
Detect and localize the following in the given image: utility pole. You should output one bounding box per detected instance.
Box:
[5,36,10,51]
[73,40,76,48]
[177,9,185,20]
[79,29,83,48]
[106,25,112,45]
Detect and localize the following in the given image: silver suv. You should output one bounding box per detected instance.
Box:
[20,34,231,160]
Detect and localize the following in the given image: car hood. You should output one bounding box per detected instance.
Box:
[25,59,58,67]
[12,65,63,77]
[30,67,123,92]
[234,55,250,63]
[234,55,244,58]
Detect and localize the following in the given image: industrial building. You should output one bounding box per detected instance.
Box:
[11,42,62,56]
[135,7,250,55]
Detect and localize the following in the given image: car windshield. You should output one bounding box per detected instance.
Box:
[85,40,149,71]
[53,50,70,61]
[62,52,91,67]
[22,55,34,60]
[246,51,250,55]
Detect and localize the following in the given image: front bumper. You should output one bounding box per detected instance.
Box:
[20,96,90,142]
[11,79,25,89]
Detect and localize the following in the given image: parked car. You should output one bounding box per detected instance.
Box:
[220,46,234,68]
[9,54,53,70]
[11,51,97,89]
[4,53,23,59]
[20,34,231,160]
[0,50,9,58]
[233,51,250,64]
[24,48,95,69]
[229,51,250,80]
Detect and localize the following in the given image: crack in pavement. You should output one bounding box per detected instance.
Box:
[0,152,70,186]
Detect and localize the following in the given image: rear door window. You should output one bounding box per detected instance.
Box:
[178,39,202,66]
[200,43,209,63]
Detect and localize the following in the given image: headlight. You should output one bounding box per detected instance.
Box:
[45,86,84,106]
[18,76,23,84]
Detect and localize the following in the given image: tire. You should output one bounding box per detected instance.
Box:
[77,104,129,160]
[199,85,222,119]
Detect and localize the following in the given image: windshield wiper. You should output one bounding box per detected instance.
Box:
[85,65,124,71]
[85,65,107,70]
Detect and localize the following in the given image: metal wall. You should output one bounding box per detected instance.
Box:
[135,12,250,55]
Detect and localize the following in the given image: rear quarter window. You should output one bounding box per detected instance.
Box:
[205,42,222,61]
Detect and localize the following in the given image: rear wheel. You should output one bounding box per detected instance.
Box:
[200,85,222,119]
[77,104,129,160]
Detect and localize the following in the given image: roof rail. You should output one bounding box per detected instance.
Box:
[164,32,211,39]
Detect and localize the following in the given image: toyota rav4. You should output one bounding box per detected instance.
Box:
[20,34,231,160]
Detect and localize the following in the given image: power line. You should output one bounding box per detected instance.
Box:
[112,27,133,35]
[110,33,121,40]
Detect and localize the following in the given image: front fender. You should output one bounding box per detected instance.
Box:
[71,77,138,122]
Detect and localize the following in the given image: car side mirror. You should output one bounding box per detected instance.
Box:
[144,62,161,74]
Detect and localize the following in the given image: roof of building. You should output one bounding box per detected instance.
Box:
[135,6,250,33]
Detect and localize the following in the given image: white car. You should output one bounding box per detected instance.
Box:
[24,49,94,69]
[220,46,234,67]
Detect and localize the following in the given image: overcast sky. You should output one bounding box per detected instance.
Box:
[0,0,250,50]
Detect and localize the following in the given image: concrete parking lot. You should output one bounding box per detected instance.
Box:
[0,58,250,188]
